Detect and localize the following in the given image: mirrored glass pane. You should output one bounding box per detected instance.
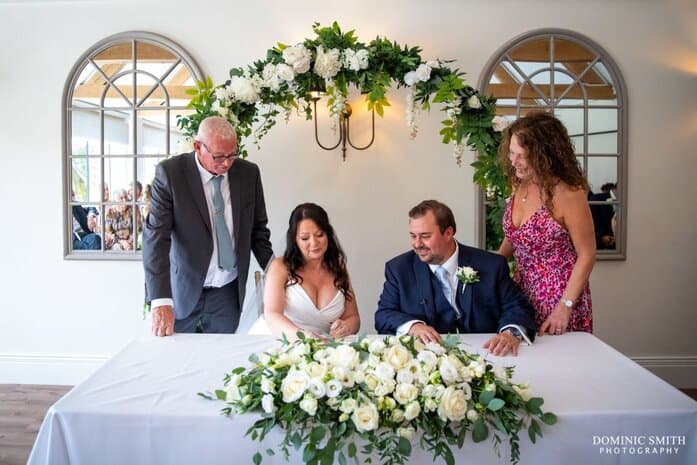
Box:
[71,157,101,203]
[553,38,595,65]
[518,81,549,106]
[70,204,103,252]
[104,157,134,203]
[104,110,132,155]
[555,83,586,104]
[137,110,168,154]
[72,62,102,107]
[172,109,194,154]
[135,40,175,62]
[556,108,585,152]
[586,156,618,195]
[104,205,141,252]
[103,79,133,108]
[136,71,162,107]
[509,38,551,64]
[168,64,196,108]
[71,109,101,155]
[588,108,618,153]
[530,70,551,85]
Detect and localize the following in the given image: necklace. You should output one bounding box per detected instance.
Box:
[521,185,529,203]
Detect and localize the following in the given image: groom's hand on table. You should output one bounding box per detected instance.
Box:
[152,305,174,337]
[483,332,520,357]
[408,322,441,344]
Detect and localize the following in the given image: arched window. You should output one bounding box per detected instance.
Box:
[63,31,204,259]
[477,29,628,260]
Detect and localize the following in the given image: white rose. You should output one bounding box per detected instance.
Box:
[396,368,414,385]
[466,409,479,422]
[308,378,326,398]
[325,379,343,398]
[364,373,380,391]
[492,115,510,132]
[281,368,309,403]
[332,366,355,388]
[374,379,396,397]
[314,46,342,79]
[312,349,328,361]
[413,63,432,82]
[468,359,486,378]
[381,396,397,411]
[368,338,386,355]
[328,345,359,369]
[397,427,415,440]
[393,383,419,405]
[513,384,531,402]
[282,44,311,74]
[438,386,469,422]
[439,357,460,385]
[467,94,482,109]
[404,401,421,421]
[275,63,295,81]
[417,350,438,369]
[374,362,396,382]
[300,395,318,416]
[339,398,357,413]
[262,63,277,81]
[385,344,412,370]
[261,377,275,394]
[305,361,328,380]
[391,408,405,423]
[261,394,275,413]
[351,403,380,432]
[367,354,381,368]
[424,342,445,356]
[403,71,417,86]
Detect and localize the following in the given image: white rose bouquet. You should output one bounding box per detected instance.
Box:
[202,334,556,465]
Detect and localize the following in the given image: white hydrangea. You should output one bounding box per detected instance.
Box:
[228,73,262,104]
[342,48,370,71]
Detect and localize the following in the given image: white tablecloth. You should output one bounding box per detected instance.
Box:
[28,333,697,465]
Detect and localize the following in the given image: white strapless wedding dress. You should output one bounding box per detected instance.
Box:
[246,283,345,335]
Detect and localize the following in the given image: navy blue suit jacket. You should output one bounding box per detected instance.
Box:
[375,242,536,340]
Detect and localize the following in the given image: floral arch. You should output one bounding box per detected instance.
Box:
[178,22,508,206]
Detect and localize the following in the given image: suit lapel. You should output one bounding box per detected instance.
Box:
[227,161,242,247]
[184,153,212,233]
[412,255,437,325]
[455,243,474,326]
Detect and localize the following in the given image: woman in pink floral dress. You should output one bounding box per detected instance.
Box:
[498,112,595,335]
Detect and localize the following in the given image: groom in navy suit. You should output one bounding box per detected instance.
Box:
[375,200,535,356]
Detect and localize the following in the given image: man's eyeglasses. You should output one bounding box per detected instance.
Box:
[199,141,238,162]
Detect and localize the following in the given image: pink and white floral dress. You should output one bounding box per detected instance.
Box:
[502,197,593,333]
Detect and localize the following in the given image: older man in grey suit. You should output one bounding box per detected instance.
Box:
[143,116,274,336]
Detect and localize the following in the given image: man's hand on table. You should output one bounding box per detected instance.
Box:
[408,322,441,344]
[483,331,520,357]
[152,305,174,337]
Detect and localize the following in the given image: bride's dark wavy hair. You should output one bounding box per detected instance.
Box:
[283,203,353,302]
[499,111,590,211]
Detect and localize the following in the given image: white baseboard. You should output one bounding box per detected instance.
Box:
[632,355,697,389]
[0,353,108,386]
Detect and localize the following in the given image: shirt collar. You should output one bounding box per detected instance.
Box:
[194,152,226,184]
[428,241,459,275]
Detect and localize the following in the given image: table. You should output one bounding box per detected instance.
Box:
[27,333,697,465]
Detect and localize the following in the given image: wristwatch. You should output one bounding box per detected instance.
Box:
[504,327,523,341]
[561,298,575,309]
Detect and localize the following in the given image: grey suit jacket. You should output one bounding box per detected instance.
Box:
[142,152,274,320]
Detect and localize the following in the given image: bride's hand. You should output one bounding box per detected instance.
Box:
[329,319,349,339]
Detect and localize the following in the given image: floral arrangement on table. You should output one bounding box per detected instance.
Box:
[201,334,556,465]
[177,22,511,248]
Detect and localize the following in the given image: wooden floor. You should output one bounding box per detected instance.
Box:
[0,385,71,465]
[0,385,695,465]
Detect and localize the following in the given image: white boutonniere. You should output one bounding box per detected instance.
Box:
[456,266,479,293]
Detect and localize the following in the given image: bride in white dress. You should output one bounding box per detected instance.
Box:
[252,203,360,340]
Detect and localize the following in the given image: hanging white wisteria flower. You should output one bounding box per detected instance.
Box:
[405,86,418,139]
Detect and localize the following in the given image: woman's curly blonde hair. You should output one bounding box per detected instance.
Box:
[498,111,589,211]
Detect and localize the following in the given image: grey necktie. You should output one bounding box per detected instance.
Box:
[435,266,453,305]
[211,176,236,271]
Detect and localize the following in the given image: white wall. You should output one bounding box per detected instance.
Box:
[1,0,696,387]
